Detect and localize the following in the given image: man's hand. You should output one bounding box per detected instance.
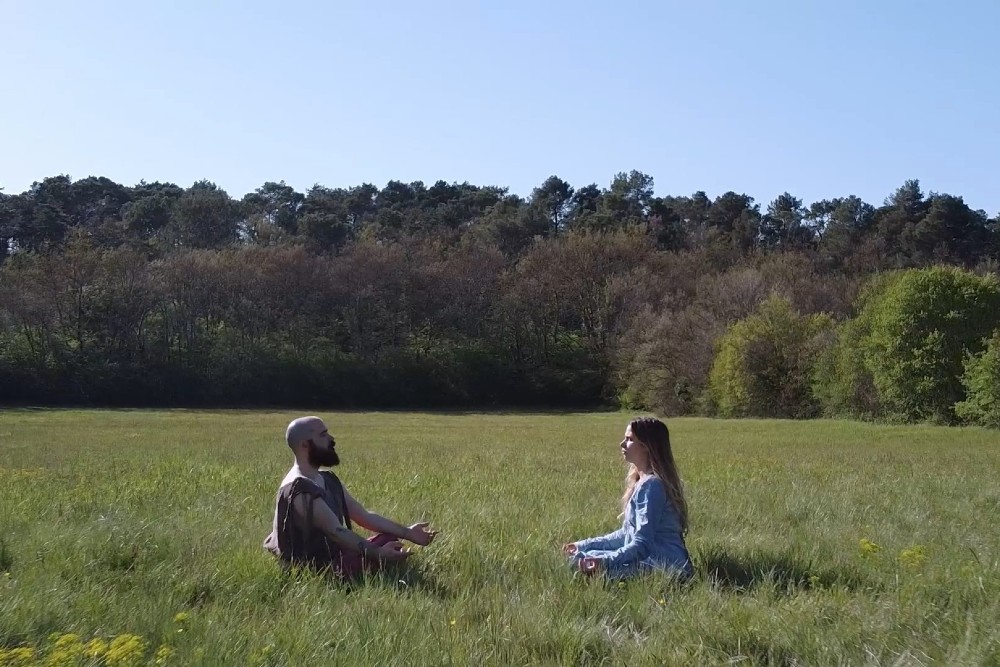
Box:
[407,521,439,546]
[562,543,578,556]
[578,556,603,576]
[377,540,412,562]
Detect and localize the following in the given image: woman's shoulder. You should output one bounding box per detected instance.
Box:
[636,474,667,495]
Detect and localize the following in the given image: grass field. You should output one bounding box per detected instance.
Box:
[1,409,998,666]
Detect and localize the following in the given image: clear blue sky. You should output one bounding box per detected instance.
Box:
[3,0,998,213]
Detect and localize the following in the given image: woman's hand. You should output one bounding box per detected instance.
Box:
[562,543,578,556]
[578,556,603,575]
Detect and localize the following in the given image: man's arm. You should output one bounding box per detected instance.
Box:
[342,488,413,537]
[291,493,407,561]
[343,488,437,545]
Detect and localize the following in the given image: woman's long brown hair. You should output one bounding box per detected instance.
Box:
[621,417,689,534]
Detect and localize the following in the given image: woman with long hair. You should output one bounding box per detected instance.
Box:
[563,416,693,580]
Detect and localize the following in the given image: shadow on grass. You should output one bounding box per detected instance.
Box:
[0,536,12,573]
[276,559,455,600]
[695,546,869,594]
[352,560,455,599]
[710,635,801,667]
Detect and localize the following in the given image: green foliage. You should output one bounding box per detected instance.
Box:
[708,295,834,418]
[955,331,1000,428]
[1,172,998,413]
[169,181,241,248]
[898,194,990,266]
[811,316,878,418]
[815,267,1000,424]
[760,192,812,249]
[862,267,1000,423]
[811,271,902,418]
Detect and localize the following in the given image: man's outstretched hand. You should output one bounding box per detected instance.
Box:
[407,521,439,546]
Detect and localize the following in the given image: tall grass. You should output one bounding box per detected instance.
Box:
[1,410,998,665]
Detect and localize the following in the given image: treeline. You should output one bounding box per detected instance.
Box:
[1,173,998,425]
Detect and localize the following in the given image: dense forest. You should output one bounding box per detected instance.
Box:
[1,172,998,426]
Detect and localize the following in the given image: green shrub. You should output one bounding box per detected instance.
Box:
[812,316,878,418]
[812,272,902,419]
[862,267,1000,423]
[709,295,834,418]
[814,267,1000,423]
[955,331,1000,428]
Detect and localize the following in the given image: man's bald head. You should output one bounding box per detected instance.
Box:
[286,416,326,448]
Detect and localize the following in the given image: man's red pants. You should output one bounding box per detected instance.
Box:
[339,533,398,578]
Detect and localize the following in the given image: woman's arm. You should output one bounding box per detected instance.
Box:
[600,478,666,567]
[574,525,627,552]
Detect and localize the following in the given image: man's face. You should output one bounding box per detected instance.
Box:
[306,427,339,467]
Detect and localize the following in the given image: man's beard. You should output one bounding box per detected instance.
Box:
[307,439,340,467]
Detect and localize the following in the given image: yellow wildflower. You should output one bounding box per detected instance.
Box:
[0,646,37,667]
[104,634,146,667]
[83,638,108,659]
[44,633,85,666]
[250,644,275,664]
[154,644,174,666]
[858,538,882,556]
[899,546,927,569]
[51,634,83,649]
[173,613,188,624]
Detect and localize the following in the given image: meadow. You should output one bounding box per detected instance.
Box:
[1,409,998,666]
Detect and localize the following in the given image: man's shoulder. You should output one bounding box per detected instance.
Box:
[318,470,345,491]
[279,467,325,493]
[318,469,341,481]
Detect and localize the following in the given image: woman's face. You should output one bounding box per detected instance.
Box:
[620,425,650,471]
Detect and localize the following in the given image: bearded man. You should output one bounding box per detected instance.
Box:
[263,416,438,577]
